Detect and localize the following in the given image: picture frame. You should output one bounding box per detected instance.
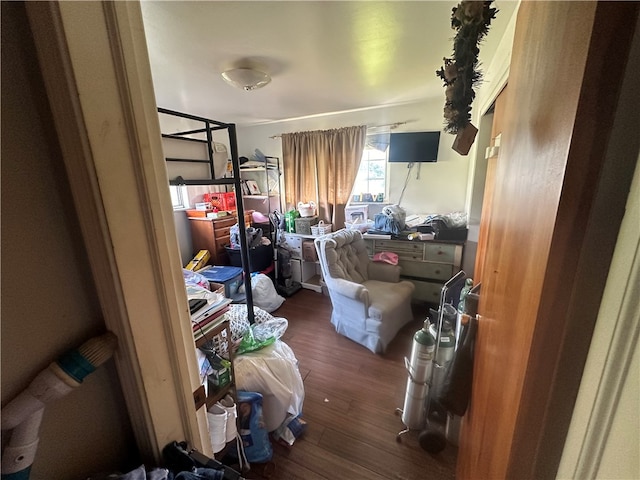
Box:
[245,180,261,195]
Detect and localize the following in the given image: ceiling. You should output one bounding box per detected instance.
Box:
[140,1,518,128]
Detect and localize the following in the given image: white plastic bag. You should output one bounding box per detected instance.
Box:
[238,273,285,313]
[234,340,305,432]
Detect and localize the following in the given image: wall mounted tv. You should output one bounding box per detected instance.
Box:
[388,131,441,163]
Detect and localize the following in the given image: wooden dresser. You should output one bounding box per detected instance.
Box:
[188,211,252,266]
[363,237,464,304]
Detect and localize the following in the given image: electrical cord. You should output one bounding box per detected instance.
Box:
[397,162,415,206]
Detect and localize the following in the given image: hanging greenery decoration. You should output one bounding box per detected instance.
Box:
[436,1,498,135]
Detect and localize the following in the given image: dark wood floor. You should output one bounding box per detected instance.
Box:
[243,289,457,480]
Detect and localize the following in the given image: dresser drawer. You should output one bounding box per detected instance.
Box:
[364,239,374,256]
[215,235,230,250]
[393,250,425,262]
[406,279,442,303]
[375,239,424,255]
[215,225,232,239]
[424,243,458,263]
[399,261,453,281]
[213,216,238,228]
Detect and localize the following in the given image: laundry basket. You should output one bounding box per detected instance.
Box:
[311,220,332,236]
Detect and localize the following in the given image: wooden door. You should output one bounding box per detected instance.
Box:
[457,2,639,479]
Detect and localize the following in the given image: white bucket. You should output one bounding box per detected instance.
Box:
[207,404,228,453]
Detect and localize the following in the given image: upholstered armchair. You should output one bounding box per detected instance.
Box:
[314,229,415,354]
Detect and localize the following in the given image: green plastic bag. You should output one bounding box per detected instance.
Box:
[236,325,276,355]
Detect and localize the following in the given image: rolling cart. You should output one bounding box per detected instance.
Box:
[396,271,467,453]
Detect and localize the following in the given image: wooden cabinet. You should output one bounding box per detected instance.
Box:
[188,213,252,266]
[364,238,463,304]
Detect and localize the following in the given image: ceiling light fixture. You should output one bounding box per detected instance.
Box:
[221,68,271,91]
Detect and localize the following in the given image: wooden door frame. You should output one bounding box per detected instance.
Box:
[25,1,211,463]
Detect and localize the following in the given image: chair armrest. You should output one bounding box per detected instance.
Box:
[368,262,401,282]
[326,277,368,302]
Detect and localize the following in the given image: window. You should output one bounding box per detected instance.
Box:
[170,185,189,210]
[350,143,388,203]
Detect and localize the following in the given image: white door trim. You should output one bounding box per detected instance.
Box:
[25,1,210,462]
[557,155,640,479]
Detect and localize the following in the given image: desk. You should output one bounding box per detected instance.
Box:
[362,237,464,304]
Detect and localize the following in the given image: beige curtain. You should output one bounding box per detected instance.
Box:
[282,125,367,230]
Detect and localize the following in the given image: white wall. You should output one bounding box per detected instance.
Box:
[1,4,136,477]
[237,98,471,217]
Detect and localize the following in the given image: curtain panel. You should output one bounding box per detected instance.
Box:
[282,125,367,231]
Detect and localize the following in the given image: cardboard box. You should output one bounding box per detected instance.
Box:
[208,282,225,296]
[302,240,318,262]
[185,250,210,271]
[207,365,230,390]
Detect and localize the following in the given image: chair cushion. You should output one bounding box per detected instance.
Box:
[364,280,415,322]
[321,229,369,283]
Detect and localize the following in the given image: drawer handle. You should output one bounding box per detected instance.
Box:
[435,270,441,275]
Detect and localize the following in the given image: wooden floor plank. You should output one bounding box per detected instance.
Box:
[236,289,457,479]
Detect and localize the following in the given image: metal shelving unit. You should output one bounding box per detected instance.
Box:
[158,107,255,324]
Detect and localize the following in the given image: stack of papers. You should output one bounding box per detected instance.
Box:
[190,293,231,324]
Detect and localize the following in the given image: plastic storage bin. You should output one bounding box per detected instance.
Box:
[225,243,273,272]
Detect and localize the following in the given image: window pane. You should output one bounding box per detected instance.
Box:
[170,185,188,209]
[350,146,387,201]
[369,180,385,195]
[368,161,385,179]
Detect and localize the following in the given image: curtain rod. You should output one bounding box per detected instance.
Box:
[269,121,407,139]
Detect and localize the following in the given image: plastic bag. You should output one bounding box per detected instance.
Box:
[382,204,406,230]
[234,341,305,432]
[226,304,283,342]
[182,268,210,290]
[273,414,307,447]
[230,224,263,249]
[238,273,285,313]
[374,213,401,235]
[236,325,276,355]
[374,204,406,235]
[252,318,288,343]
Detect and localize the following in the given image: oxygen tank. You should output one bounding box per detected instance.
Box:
[429,315,456,399]
[401,319,435,430]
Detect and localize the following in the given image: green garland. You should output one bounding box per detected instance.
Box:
[436,1,498,134]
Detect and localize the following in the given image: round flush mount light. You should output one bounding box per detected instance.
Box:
[221,68,271,91]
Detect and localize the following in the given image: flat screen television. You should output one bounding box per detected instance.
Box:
[388,131,441,163]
